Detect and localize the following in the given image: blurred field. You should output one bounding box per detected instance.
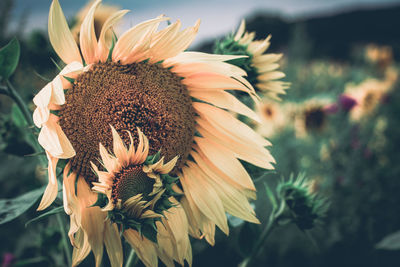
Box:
[1,1,400,267]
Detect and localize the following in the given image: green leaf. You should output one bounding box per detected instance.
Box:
[376,231,400,250]
[0,37,20,80]
[25,206,63,227]
[0,186,45,225]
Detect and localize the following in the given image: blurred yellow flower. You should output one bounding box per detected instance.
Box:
[345,69,397,121]
[294,98,331,138]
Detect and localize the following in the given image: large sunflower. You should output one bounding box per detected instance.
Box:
[33,0,275,266]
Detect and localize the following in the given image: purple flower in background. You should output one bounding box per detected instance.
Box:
[2,253,15,267]
[339,94,357,111]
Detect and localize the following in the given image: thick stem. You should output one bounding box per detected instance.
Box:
[125,249,138,267]
[56,213,72,267]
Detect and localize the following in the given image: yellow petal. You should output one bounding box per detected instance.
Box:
[124,229,158,267]
[258,71,286,81]
[158,156,178,174]
[37,152,59,211]
[48,0,81,64]
[233,19,245,41]
[38,116,75,159]
[110,126,129,166]
[193,138,256,191]
[96,9,129,62]
[33,106,50,128]
[104,222,123,267]
[196,123,275,169]
[193,102,270,147]
[77,177,106,267]
[252,53,283,65]
[188,161,259,224]
[80,0,101,64]
[72,228,91,266]
[181,166,229,234]
[112,16,169,63]
[190,90,261,123]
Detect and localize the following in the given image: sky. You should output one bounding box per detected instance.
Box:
[10,0,400,45]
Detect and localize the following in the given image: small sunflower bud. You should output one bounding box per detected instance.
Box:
[276,174,329,230]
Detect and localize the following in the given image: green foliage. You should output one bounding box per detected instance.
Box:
[25,206,64,227]
[0,187,44,225]
[0,37,20,80]
[375,231,400,250]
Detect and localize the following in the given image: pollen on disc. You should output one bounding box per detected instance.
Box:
[59,61,196,183]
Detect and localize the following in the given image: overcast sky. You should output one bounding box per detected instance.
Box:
[10,0,400,45]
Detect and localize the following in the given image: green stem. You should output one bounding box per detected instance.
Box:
[5,80,46,165]
[6,80,35,129]
[125,248,138,267]
[56,213,72,267]
[241,216,277,267]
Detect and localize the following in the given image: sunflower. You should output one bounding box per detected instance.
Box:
[33,0,275,266]
[255,99,295,138]
[294,98,331,138]
[215,19,290,100]
[345,78,393,121]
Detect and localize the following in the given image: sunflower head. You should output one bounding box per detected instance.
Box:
[295,98,331,138]
[215,19,290,100]
[92,126,180,242]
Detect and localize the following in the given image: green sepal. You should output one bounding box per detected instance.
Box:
[141,220,158,243]
[92,193,108,208]
[63,76,75,84]
[107,31,118,62]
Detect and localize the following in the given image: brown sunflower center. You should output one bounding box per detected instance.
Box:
[59,61,196,183]
[305,108,325,130]
[112,165,153,204]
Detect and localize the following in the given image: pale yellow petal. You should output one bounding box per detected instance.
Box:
[48,0,81,64]
[33,106,50,128]
[38,116,75,159]
[72,229,91,266]
[80,0,101,64]
[124,229,158,267]
[193,137,256,191]
[234,19,245,41]
[104,222,123,267]
[77,177,106,267]
[252,53,283,65]
[190,90,261,123]
[196,123,275,169]
[181,166,229,234]
[96,9,129,62]
[110,126,129,166]
[258,71,286,81]
[112,16,169,63]
[188,161,259,224]
[193,102,271,147]
[37,152,59,211]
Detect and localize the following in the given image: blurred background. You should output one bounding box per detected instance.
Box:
[1,0,400,266]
